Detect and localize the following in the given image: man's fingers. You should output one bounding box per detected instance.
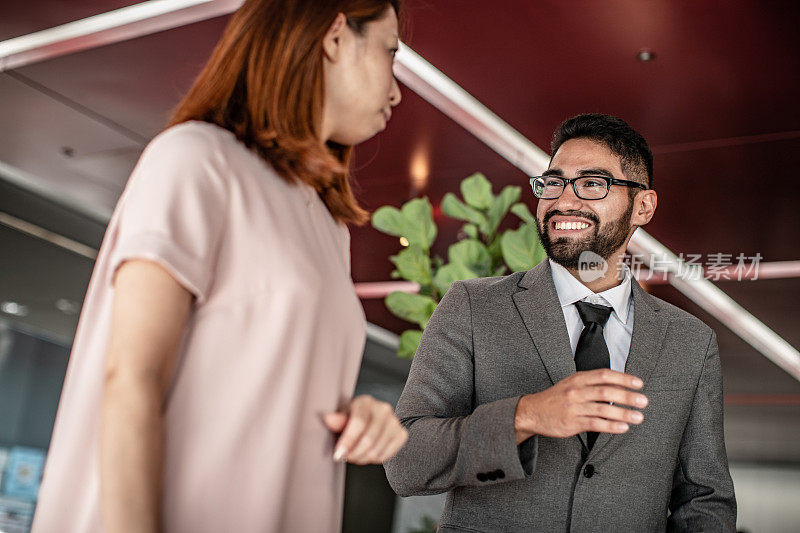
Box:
[577,369,643,390]
[585,402,644,425]
[583,385,648,408]
[580,416,630,434]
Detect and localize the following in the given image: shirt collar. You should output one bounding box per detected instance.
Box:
[549,259,633,324]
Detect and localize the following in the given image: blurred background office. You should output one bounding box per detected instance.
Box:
[0,1,799,532]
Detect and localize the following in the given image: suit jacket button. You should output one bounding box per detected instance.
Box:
[496,469,505,479]
[477,473,488,482]
[583,464,595,478]
[487,471,497,481]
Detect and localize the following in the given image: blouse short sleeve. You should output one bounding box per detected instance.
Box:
[107,123,229,304]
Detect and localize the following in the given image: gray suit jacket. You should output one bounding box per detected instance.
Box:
[384,261,736,532]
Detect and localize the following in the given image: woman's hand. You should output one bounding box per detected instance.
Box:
[322,395,408,465]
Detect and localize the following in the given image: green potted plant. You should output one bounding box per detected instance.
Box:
[371,173,548,358]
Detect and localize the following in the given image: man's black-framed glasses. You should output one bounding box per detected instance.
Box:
[529,175,648,200]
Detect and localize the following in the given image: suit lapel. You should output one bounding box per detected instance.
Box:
[512,261,575,387]
[623,281,668,384]
[589,278,669,457]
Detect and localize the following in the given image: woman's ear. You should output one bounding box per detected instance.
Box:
[322,13,348,61]
[631,189,658,226]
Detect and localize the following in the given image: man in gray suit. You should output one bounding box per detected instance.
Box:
[384,114,736,532]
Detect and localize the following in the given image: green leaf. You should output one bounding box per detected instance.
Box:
[460,173,493,210]
[371,206,406,237]
[493,265,508,276]
[487,236,505,272]
[485,185,521,235]
[532,236,549,264]
[385,291,437,329]
[372,199,437,251]
[462,223,479,240]
[400,197,437,250]
[433,262,479,294]
[447,239,491,276]
[487,237,503,262]
[398,329,424,359]
[390,245,432,285]
[441,193,486,227]
[510,202,537,226]
[501,224,546,272]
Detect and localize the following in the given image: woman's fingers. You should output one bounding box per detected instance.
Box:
[322,412,348,434]
[332,397,370,462]
[347,402,391,464]
[372,421,408,463]
[330,395,407,465]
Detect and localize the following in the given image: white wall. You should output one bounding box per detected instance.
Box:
[731,463,800,533]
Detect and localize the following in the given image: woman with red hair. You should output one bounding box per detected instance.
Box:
[33,1,406,531]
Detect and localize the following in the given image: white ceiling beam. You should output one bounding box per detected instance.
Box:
[0,0,243,72]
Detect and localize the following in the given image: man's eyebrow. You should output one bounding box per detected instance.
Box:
[577,168,614,178]
[542,169,563,176]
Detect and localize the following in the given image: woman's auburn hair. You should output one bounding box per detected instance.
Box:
[169,0,402,225]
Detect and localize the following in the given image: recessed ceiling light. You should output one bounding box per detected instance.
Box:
[637,49,655,62]
[1,301,29,317]
[55,299,80,315]
[410,145,430,191]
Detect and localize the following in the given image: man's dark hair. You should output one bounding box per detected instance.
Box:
[550,113,653,189]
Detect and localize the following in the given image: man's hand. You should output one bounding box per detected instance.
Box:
[514,369,648,444]
[323,395,408,465]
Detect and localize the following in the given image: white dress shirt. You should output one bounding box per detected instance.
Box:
[549,259,635,372]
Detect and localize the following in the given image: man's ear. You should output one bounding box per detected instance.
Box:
[322,13,348,61]
[631,189,657,227]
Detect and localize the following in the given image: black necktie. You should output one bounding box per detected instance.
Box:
[574,301,613,449]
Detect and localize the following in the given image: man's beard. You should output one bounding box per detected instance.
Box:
[537,205,633,269]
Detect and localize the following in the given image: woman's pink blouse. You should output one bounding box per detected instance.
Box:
[32,122,367,532]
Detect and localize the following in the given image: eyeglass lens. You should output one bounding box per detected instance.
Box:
[534,177,609,200]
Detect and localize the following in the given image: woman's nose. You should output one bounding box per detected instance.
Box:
[389,77,401,106]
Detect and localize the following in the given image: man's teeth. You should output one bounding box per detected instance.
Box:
[554,221,590,230]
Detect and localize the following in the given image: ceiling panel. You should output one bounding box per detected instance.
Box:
[0,73,143,213]
[12,16,230,139]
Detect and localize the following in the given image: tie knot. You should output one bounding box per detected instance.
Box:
[575,301,612,327]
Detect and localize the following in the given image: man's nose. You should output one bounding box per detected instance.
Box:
[552,183,583,211]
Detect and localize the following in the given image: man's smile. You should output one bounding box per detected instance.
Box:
[549,216,595,235]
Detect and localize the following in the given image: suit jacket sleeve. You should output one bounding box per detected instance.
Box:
[667,331,737,531]
[384,281,534,497]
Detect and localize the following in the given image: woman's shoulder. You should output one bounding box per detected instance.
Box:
[126,121,238,199]
[147,120,236,156]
